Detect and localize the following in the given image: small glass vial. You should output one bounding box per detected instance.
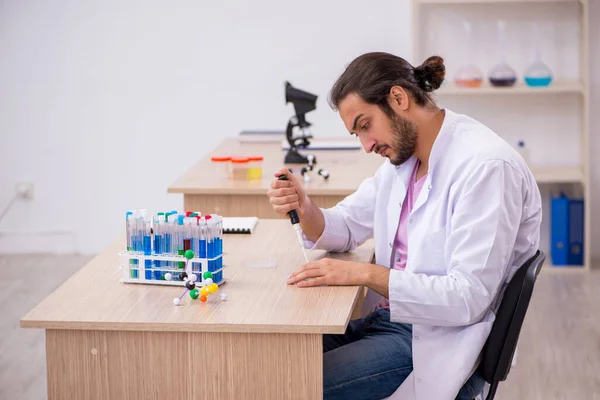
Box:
[211,156,231,180]
[516,140,530,165]
[247,156,264,180]
[231,157,250,180]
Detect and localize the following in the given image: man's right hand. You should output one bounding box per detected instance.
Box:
[267,169,309,216]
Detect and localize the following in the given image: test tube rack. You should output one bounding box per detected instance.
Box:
[118,252,227,287]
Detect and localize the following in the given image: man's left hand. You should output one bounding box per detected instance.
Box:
[287,258,368,287]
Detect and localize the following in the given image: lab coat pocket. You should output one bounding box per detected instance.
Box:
[417,226,447,274]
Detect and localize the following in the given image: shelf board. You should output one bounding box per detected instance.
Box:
[436,81,583,95]
[416,0,583,4]
[532,166,584,184]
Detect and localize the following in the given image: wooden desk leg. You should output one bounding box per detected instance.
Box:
[46,329,323,400]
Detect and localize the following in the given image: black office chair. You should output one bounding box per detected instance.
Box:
[477,250,546,400]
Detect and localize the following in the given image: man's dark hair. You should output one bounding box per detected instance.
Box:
[328,52,446,116]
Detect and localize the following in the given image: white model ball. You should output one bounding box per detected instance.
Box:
[204,278,213,286]
[190,274,197,282]
[164,273,172,281]
[173,298,181,306]
[220,293,228,301]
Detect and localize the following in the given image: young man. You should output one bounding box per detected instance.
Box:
[267,52,542,400]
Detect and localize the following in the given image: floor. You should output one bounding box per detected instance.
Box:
[0,255,599,400]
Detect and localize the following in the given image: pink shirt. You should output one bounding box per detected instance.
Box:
[378,161,427,310]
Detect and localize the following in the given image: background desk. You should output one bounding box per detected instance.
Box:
[168,138,383,217]
[21,220,374,400]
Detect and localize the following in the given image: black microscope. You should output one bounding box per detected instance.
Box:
[284,81,318,165]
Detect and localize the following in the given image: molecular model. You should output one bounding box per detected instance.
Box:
[170,250,227,306]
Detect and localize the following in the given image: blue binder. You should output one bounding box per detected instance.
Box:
[551,195,569,265]
[568,199,584,265]
[550,194,584,266]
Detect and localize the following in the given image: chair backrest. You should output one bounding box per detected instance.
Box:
[479,250,546,384]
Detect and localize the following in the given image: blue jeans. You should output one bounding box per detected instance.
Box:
[323,308,485,400]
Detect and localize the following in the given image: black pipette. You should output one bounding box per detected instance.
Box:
[278,174,309,262]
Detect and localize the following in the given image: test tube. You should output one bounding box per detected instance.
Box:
[182,217,193,276]
[207,216,217,275]
[189,214,200,275]
[164,212,173,271]
[194,215,202,256]
[198,217,207,282]
[177,215,185,271]
[218,215,223,283]
[126,211,134,250]
[134,210,145,278]
[170,214,181,273]
[188,213,198,255]
[183,217,192,253]
[212,215,223,283]
[140,210,152,280]
[153,213,165,279]
[126,211,137,278]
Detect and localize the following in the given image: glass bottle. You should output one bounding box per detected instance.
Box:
[488,20,517,87]
[524,22,553,87]
[454,20,483,88]
[516,140,530,165]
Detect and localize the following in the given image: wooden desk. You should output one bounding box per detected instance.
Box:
[21,220,374,400]
[167,138,383,217]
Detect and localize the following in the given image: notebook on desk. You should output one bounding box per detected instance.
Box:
[222,217,259,234]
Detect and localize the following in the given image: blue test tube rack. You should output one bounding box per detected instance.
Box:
[118,252,227,287]
[119,211,226,287]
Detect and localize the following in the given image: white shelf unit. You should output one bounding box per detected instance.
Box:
[417,0,582,4]
[412,0,590,271]
[437,80,583,95]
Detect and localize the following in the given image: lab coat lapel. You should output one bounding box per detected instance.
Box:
[411,175,431,215]
[386,157,418,265]
[409,109,454,216]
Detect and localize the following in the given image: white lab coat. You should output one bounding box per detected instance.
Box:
[305,109,542,400]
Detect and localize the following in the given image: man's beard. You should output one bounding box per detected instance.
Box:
[374,112,418,166]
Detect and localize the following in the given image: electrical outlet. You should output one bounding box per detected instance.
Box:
[15,182,34,200]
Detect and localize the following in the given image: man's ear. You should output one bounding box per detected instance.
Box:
[389,85,410,111]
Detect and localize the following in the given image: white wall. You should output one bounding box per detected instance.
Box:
[1,1,598,261]
[0,0,409,254]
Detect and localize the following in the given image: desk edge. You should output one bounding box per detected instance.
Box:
[20,319,349,335]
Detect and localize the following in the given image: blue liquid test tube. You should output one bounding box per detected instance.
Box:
[190,214,201,276]
[177,215,185,271]
[198,217,207,283]
[153,213,165,279]
[209,214,223,283]
[169,214,179,274]
[164,213,173,271]
[134,211,144,278]
[140,210,152,280]
[183,217,193,276]
[207,217,218,275]
[217,215,223,283]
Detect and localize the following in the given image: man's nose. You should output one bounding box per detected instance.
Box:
[361,136,377,153]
